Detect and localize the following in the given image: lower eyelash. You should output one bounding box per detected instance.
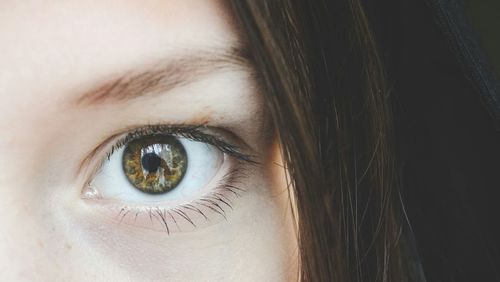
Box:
[112,168,247,234]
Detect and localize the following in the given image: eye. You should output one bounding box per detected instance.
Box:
[92,133,224,204]
[82,125,253,232]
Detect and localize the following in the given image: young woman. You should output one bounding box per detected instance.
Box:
[1,0,499,281]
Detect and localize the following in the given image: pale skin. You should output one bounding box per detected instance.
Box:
[0,1,298,281]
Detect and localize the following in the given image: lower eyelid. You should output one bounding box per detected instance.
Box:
[82,166,248,234]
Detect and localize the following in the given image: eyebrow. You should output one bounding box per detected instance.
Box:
[72,46,250,106]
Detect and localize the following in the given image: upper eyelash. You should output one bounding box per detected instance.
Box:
[106,124,256,163]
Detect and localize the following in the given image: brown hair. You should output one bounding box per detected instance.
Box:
[230,1,410,281]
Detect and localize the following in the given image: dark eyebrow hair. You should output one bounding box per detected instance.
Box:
[72,46,250,106]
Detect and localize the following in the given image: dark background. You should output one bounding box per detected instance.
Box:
[363,0,500,281]
[466,0,500,77]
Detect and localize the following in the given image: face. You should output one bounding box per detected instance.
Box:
[0,1,297,281]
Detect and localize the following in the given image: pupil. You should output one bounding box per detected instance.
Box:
[141,152,161,172]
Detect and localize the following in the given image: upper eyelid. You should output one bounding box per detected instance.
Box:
[77,124,257,180]
[109,125,257,163]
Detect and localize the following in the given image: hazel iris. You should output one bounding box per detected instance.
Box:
[122,135,188,194]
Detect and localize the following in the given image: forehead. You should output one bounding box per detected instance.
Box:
[0,0,238,113]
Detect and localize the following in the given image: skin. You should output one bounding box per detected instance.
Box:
[0,1,297,281]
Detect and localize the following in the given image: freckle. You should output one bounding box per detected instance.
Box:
[37,240,44,248]
[65,243,72,250]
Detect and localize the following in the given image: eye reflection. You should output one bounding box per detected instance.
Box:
[122,135,188,194]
